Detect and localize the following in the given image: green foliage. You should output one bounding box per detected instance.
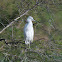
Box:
[0,0,62,62]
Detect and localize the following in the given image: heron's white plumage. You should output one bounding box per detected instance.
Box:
[24,16,35,45]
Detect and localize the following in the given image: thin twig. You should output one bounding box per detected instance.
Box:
[0,22,5,27]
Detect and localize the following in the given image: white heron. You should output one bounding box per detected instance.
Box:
[24,16,35,48]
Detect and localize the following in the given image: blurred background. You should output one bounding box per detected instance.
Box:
[0,0,62,62]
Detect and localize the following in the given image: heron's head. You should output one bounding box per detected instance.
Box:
[26,16,35,23]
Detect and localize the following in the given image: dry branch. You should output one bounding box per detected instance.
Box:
[0,2,41,34]
[0,10,29,34]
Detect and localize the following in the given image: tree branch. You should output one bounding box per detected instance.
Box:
[0,10,29,34]
[0,2,42,34]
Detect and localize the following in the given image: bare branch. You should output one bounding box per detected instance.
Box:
[0,2,42,34]
[14,10,29,21]
[0,10,29,34]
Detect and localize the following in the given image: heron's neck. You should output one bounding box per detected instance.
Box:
[27,21,33,26]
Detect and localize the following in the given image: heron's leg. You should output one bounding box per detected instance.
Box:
[29,42,30,49]
[29,41,31,49]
